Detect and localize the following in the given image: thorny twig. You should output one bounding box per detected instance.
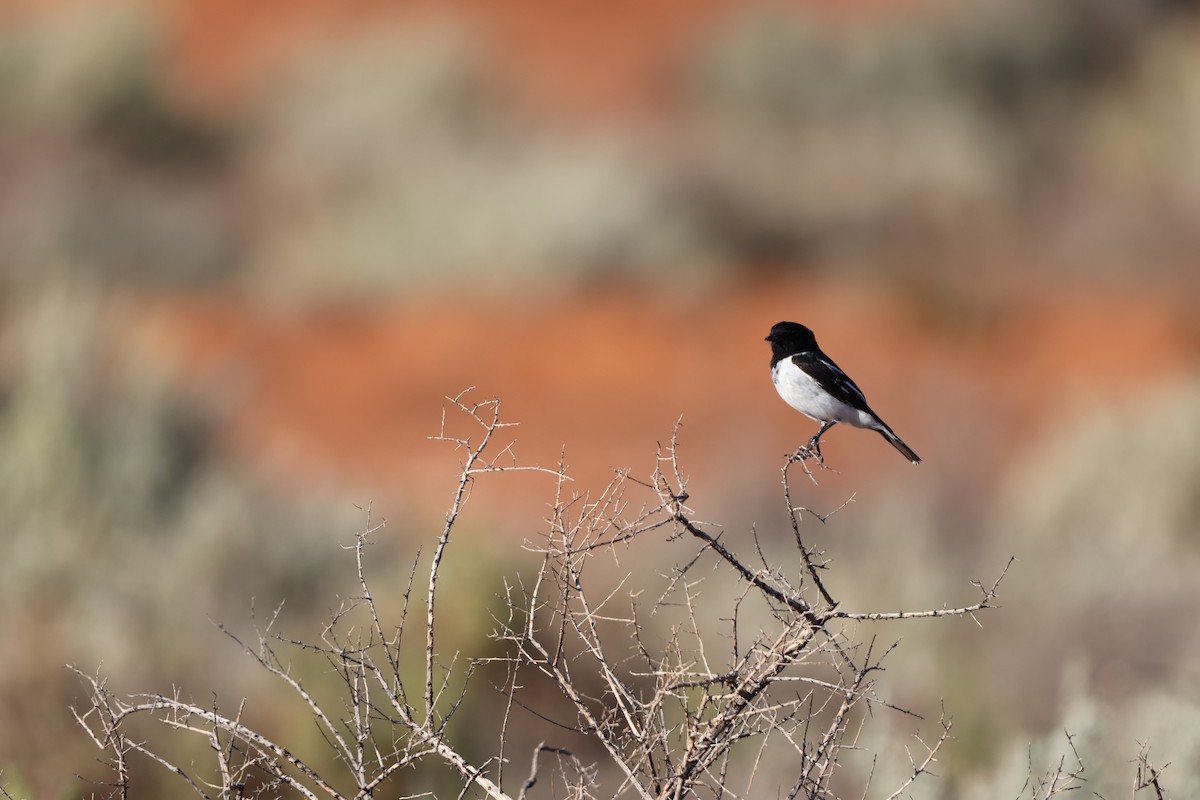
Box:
[1134,743,1169,800]
[70,393,1027,800]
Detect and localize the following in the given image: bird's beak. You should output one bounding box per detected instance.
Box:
[764,335,772,342]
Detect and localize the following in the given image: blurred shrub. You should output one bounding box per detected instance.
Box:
[1001,380,1200,557]
[678,0,1195,271]
[987,379,1200,707]
[1076,21,1200,265]
[0,285,361,793]
[0,285,363,644]
[4,1,1198,300]
[682,12,1007,261]
[0,5,237,293]
[848,672,1200,798]
[243,25,718,297]
[0,5,153,135]
[963,676,1200,798]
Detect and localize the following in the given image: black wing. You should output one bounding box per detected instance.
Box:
[791,351,873,414]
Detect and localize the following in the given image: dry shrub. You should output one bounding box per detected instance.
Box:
[70,392,1010,799]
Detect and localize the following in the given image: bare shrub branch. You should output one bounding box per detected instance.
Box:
[72,392,1016,799]
[1134,743,1169,800]
[499,425,1010,800]
[1016,732,1087,800]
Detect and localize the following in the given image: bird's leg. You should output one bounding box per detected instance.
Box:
[806,421,836,463]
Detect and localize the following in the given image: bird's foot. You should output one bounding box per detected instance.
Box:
[806,435,825,464]
[787,440,824,464]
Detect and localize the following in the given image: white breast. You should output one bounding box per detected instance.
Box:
[771,359,878,429]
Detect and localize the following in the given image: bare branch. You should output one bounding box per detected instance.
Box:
[782,458,844,609]
[831,557,1013,623]
[1134,743,1169,800]
[883,711,953,800]
[68,397,1024,800]
[518,742,577,800]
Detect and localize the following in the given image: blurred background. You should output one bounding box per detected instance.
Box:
[2,0,1200,796]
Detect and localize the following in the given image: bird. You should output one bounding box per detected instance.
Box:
[765,321,921,464]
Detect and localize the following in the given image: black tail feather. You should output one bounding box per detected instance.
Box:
[877,427,921,464]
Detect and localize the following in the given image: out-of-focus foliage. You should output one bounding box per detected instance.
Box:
[850,675,1200,798]
[0,5,235,293]
[243,26,719,296]
[680,0,1200,275]
[683,13,1007,258]
[4,1,1200,298]
[963,681,1200,799]
[0,284,536,795]
[0,287,366,793]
